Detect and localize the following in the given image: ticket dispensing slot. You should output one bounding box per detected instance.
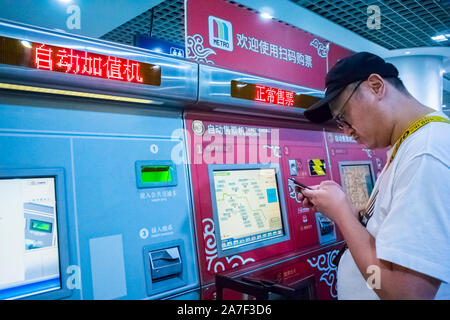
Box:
[142,240,188,297]
[317,214,334,235]
[315,212,336,244]
[149,247,182,282]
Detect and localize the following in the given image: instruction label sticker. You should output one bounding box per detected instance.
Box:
[309,159,326,176]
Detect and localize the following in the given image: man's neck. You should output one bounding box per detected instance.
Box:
[389,98,436,146]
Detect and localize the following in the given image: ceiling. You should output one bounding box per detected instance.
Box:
[286,0,450,113]
[100,0,450,51]
[100,0,185,46]
[290,0,450,50]
[0,0,165,38]
[99,0,450,114]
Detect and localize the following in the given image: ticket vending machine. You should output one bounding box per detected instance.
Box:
[186,64,387,300]
[186,65,338,300]
[0,20,200,300]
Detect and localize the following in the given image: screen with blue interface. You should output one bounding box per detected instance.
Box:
[212,168,284,251]
[0,177,61,299]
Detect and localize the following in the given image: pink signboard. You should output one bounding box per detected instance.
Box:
[185,0,354,90]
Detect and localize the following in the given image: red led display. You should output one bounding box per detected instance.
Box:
[0,36,161,86]
[35,44,145,83]
[230,80,321,109]
[231,80,301,107]
[254,84,295,106]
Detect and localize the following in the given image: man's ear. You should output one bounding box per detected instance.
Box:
[366,73,386,99]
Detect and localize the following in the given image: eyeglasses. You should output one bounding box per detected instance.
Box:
[333,80,363,131]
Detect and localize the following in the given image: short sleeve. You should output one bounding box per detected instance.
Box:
[375,153,450,283]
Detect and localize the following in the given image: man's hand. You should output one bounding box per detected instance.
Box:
[297,180,357,223]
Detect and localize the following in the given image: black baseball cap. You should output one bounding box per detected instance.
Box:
[304,52,399,123]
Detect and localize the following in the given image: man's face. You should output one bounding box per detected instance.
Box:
[329,80,387,149]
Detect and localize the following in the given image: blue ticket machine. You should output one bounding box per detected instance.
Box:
[0,20,199,300]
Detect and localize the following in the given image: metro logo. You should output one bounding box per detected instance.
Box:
[208,16,233,51]
[213,20,229,41]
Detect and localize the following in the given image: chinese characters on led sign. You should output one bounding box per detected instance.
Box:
[0,36,161,86]
[35,45,144,83]
[230,80,298,107]
[255,84,295,106]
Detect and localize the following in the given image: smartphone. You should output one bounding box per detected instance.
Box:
[288,178,311,190]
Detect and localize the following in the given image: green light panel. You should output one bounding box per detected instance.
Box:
[141,166,172,183]
[30,219,53,233]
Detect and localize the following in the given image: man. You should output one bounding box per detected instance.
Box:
[300,52,450,299]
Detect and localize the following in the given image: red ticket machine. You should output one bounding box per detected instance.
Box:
[186,111,345,300]
[184,64,372,300]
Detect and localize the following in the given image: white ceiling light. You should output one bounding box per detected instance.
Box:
[260,12,273,19]
[431,34,448,42]
[259,6,274,20]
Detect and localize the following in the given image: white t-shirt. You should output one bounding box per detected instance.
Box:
[337,110,450,300]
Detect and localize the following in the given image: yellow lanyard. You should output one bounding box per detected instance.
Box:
[358,114,450,226]
[389,115,450,165]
